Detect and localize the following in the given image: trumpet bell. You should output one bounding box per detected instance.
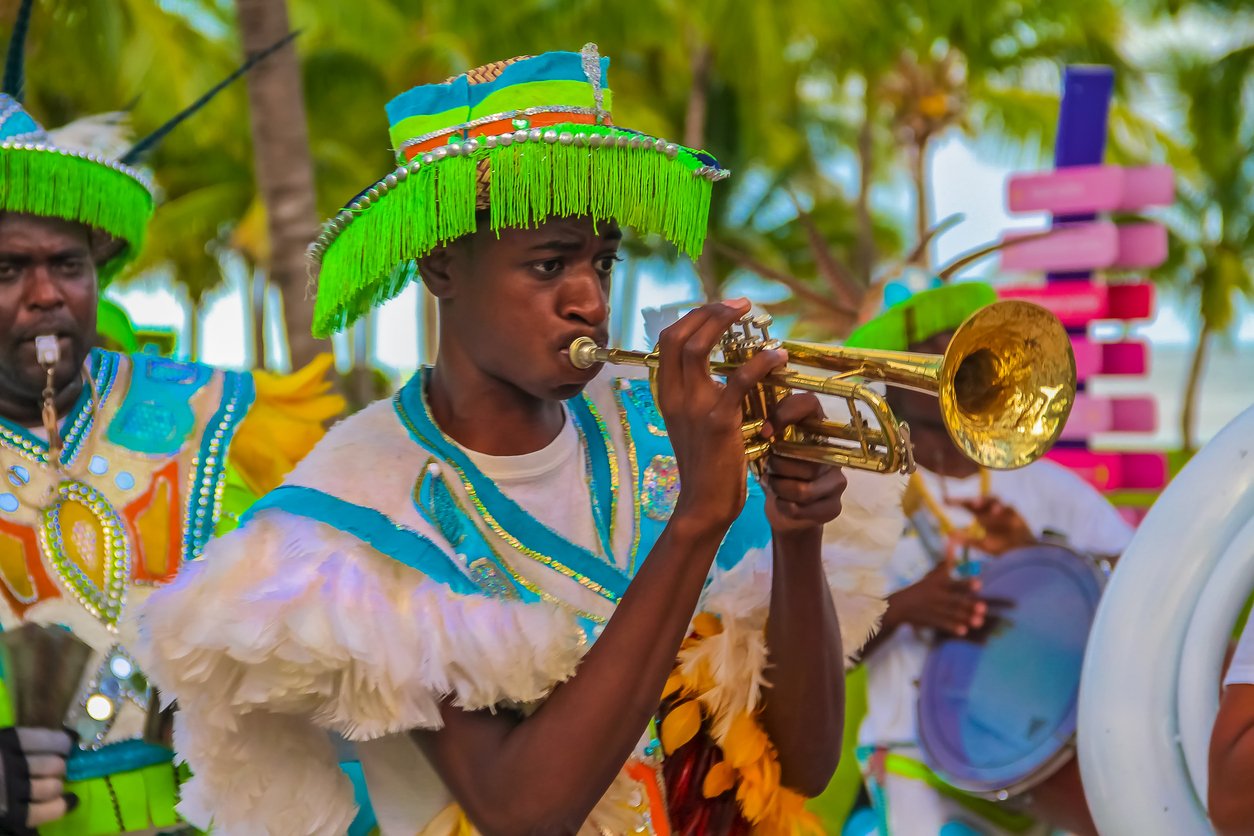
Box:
[941,300,1076,470]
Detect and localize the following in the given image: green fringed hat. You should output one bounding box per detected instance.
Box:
[0,94,155,283]
[308,43,730,337]
[844,281,999,351]
[1,0,293,284]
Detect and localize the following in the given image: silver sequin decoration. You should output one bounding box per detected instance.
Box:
[580,43,607,124]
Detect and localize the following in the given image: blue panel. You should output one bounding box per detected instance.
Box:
[105,355,214,455]
[242,485,480,596]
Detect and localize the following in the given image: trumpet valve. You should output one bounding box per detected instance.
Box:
[744,439,772,461]
[752,313,773,341]
[741,418,768,442]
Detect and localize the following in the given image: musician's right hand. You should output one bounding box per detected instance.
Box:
[655,298,787,533]
[0,727,77,834]
[887,560,987,637]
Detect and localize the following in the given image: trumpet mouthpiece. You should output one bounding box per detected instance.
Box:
[34,335,60,367]
[568,337,603,370]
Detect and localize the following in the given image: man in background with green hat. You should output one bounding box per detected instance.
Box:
[845,281,1132,836]
[0,4,344,832]
[136,44,904,835]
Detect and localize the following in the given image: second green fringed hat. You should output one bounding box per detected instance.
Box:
[1,0,294,284]
[844,281,999,351]
[0,95,154,283]
[308,43,730,337]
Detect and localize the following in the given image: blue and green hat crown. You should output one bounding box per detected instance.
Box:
[308,44,730,337]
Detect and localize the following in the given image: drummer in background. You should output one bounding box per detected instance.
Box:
[844,281,1133,836]
[1208,613,1254,834]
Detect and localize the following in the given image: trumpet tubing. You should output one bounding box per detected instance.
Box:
[568,300,1075,474]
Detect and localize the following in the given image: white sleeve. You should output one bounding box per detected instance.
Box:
[1034,460,1135,556]
[1225,616,1254,687]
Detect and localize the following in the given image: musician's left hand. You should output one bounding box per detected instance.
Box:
[760,392,847,533]
[952,496,1036,555]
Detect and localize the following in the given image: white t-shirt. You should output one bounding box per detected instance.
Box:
[1226,616,1254,687]
[460,407,628,568]
[858,458,1135,748]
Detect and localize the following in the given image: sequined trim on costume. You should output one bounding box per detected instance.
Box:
[612,381,644,573]
[182,370,255,561]
[0,350,119,467]
[38,481,131,626]
[66,646,152,749]
[621,378,668,437]
[641,455,680,522]
[572,394,617,559]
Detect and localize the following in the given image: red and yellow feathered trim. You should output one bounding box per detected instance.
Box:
[660,613,825,836]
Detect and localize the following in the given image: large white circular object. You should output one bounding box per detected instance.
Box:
[1078,405,1254,834]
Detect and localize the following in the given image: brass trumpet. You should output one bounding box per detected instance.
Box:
[568,300,1075,474]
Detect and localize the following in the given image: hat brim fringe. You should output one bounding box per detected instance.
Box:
[312,124,717,337]
[0,145,153,284]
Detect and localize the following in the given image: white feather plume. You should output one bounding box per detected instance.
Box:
[47,111,134,160]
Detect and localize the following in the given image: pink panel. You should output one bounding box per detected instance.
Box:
[999,283,1107,328]
[1007,165,1125,214]
[1000,222,1119,272]
[1105,283,1155,320]
[1120,452,1169,488]
[1114,223,1168,269]
[999,282,1155,326]
[1109,397,1157,432]
[1006,165,1173,214]
[1062,394,1113,439]
[1046,449,1168,491]
[1072,338,1102,382]
[1071,339,1147,381]
[1119,165,1174,209]
[1101,342,1149,376]
[1061,395,1157,439]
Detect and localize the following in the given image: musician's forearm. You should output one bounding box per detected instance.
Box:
[1209,685,1254,834]
[760,528,844,797]
[417,512,726,833]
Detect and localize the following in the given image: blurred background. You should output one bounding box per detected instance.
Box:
[4,0,1251,457]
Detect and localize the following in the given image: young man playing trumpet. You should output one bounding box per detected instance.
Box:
[135,45,903,834]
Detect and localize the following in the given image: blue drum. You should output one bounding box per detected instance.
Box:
[916,544,1105,799]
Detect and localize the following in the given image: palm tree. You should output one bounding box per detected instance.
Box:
[1151,42,1254,452]
[233,0,323,371]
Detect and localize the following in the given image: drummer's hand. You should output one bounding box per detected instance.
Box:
[951,496,1036,556]
[760,392,848,533]
[0,727,78,833]
[887,560,986,637]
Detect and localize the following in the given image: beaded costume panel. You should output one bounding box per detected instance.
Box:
[0,349,253,753]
